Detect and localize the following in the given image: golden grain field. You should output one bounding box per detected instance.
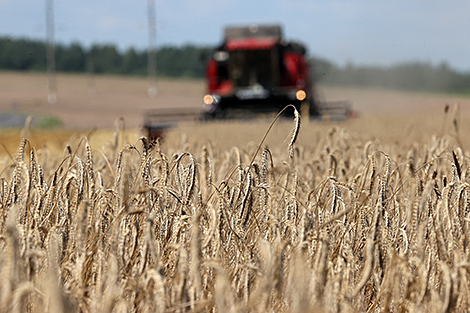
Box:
[0,103,469,312]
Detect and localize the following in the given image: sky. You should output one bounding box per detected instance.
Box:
[1,0,470,71]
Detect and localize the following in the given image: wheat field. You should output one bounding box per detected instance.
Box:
[0,104,469,312]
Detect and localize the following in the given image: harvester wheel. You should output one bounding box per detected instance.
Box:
[202,110,225,121]
[308,99,320,117]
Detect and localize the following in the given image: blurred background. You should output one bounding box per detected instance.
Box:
[2,0,470,70]
[0,0,469,131]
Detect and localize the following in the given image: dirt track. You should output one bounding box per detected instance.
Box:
[0,71,469,130]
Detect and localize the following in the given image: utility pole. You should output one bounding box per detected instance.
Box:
[45,0,57,104]
[147,0,157,97]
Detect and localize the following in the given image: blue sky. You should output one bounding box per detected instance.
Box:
[1,0,470,71]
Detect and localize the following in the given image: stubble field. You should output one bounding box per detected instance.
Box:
[1,71,470,312]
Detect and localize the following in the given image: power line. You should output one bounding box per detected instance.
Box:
[147,0,157,97]
[45,0,57,104]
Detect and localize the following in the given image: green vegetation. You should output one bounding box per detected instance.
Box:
[315,58,470,93]
[0,36,212,78]
[35,115,63,129]
[1,36,470,93]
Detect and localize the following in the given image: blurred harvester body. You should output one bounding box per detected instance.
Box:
[203,24,317,118]
[144,24,351,138]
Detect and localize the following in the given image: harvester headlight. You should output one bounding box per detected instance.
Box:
[203,94,220,113]
[296,90,307,101]
[203,94,214,105]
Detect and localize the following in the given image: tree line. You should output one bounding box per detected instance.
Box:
[314,57,470,93]
[0,36,212,77]
[1,36,469,93]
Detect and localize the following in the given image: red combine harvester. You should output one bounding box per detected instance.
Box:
[143,24,351,138]
[202,24,317,118]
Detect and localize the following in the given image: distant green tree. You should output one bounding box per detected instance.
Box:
[88,44,121,74]
[320,60,470,93]
[56,42,86,72]
[121,48,146,75]
[0,37,46,71]
[309,56,334,82]
[156,44,212,77]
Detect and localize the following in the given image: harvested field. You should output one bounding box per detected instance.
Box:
[1,70,470,131]
[1,71,470,312]
[0,71,204,130]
